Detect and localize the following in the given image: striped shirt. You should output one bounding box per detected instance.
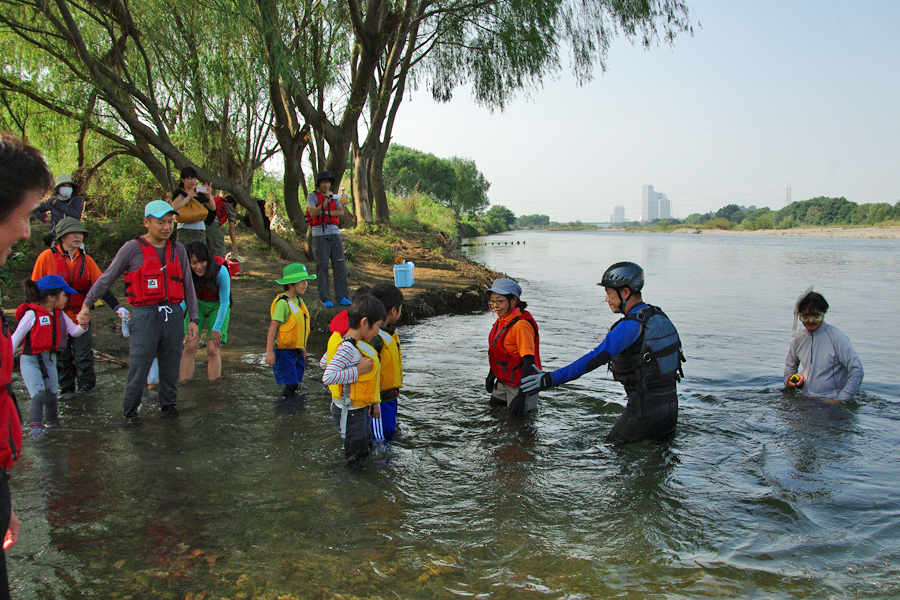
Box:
[321,340,361,386]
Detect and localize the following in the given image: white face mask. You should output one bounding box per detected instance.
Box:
[58,186,73,199]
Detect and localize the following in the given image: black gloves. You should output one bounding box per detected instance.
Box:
[485,371,497,394]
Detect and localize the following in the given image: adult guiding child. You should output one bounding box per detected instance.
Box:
[521,262,684,444]
[78,200,198,420]
[306,171,350,308]
[31,217,128,394]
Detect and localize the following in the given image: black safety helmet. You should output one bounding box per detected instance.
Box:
[598,262,644,314]
[599,262,644,292]
[315,171,336,187]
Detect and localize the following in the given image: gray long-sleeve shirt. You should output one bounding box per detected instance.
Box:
[783,322,864,401]
[83,238,198,320]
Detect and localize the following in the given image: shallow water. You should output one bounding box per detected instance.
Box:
[9,230,900,598]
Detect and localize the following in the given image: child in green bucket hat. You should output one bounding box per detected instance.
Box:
[266,264,316,397]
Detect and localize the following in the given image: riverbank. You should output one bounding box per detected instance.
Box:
[666,226,900,239]
[1,226,501,360]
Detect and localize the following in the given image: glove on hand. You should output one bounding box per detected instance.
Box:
[485,371,497,394]
[520,371,553,394]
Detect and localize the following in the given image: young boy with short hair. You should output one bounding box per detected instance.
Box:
[321,294,386,461]
[266,264,316,397]
[368,283,404,441]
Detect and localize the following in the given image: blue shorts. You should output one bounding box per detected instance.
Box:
[369,394,398,441]
[273,348,305,386]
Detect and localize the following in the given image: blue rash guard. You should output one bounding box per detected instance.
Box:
[551,303,648,386]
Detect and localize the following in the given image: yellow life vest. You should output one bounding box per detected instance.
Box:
[270,294,309,350]
[327,338,380,407]
[377,329,403,392]
[326,331,343,399]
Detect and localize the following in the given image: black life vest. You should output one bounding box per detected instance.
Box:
[609,305,684,415]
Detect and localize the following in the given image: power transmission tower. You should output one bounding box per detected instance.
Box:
[784,184,792,207]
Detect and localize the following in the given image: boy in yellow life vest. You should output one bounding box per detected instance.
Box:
[321,294,386,462]
[265,264,315,397]
[368,283,404,441]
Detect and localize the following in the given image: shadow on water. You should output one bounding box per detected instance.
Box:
[9,231,900,598]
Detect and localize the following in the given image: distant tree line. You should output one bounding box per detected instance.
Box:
[639,197,900,230]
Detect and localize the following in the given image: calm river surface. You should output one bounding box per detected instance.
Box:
[10,230,900,599]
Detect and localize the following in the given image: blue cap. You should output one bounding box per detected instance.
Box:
[144,200,179,218]
[486,278,522,298]
[36,275,78,295]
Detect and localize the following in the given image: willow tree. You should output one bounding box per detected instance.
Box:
[0,0,295,256]
[350,0,695,223]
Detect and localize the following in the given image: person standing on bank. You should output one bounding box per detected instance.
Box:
[784,290,863,403]
[485,278,541,416]
[306,171,351,308]
[171,166,216,247]
[0,131,55,598]
[77,200,198,420]
[33,174,84,246]
[31,217,129,394]
[521,263,684,444]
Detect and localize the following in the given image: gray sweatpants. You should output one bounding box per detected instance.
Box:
[20,353,59,425]
[123,304,184,417]
[312,234,350,302]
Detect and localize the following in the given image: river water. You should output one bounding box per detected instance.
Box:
[9,230,900,598]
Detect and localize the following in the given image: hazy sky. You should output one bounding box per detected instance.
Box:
[388,0,900,222]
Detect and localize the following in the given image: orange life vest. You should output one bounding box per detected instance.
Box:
[488,310,542,387]
[51,244,91,312]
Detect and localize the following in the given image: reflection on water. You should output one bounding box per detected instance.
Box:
[9,231,900,598]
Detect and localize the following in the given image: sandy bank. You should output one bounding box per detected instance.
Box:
[667,226,900,239]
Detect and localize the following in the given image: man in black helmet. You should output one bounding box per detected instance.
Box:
[521,262,684,444]
[305,171,350,307]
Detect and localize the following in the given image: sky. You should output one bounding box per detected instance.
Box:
[386,0,900,223]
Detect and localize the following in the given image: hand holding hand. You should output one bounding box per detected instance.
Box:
[520,370,553,394]
[357,356,373,374]
[76,305,91,326]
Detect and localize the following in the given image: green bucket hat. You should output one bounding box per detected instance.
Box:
[54,217,89,242]
[276,263,317,284]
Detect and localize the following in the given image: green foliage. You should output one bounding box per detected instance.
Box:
[382,145,490,215]
[516,214,551,229]
[703,217,734,230]
[715,204,745,224]
[483,205,517,233]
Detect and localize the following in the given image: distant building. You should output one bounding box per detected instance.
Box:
[642,185,658,222]
[610,205,626,223]
[642,185,673,221]
[659,195,671,219]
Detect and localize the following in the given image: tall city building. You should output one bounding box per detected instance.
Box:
[658,195,671,219]
[641,185,659,222]
[611,205,625,223]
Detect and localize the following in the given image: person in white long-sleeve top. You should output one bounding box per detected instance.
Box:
[784,291,863,403]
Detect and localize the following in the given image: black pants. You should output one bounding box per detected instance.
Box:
[606,399,678,445]
[0,471,11,600]
[58,325,95,392]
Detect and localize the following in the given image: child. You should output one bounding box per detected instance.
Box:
[485,278,541,416]
[12,275,88,437]
[320,294,386,461]
[266,264,316,397]
[179,241,231,382]
[368,283,405,441]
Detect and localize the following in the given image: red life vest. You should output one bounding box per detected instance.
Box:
[14,303,65,355]
[305,191,340,227]
[124,237,185,306]
[488,309,542,387]
[0,311,22,469]
[51,244,91,312]
[196,256,227,302]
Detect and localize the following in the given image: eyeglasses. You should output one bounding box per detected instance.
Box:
[799,313,824,323]
[488,298,508,306]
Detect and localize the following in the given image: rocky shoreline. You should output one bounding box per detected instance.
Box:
[666,226,900,239]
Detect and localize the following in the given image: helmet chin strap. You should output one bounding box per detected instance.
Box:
[616,289,626,314]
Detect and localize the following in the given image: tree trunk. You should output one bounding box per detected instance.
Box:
[352,151,373,224]
[370,146,390,223]
[281,136,309,235]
